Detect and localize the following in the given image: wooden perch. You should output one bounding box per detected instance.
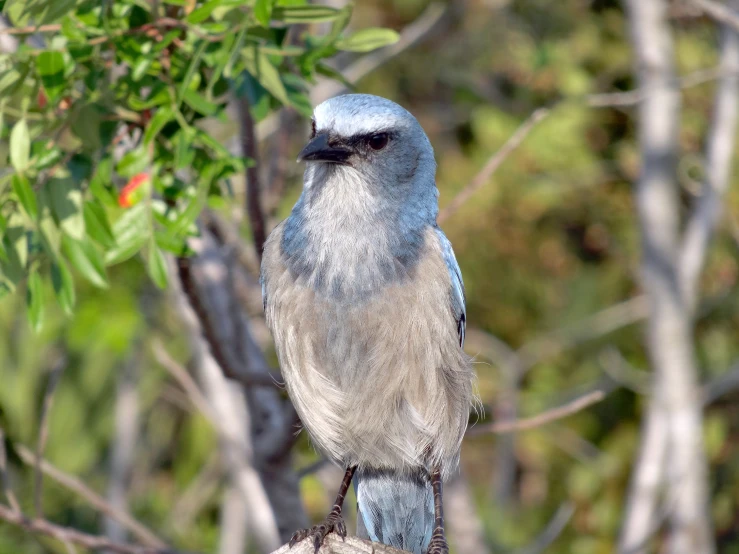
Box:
[270,535,409,554]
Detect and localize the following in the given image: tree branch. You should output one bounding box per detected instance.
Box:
[619,0,714,552]
[270,535,409,554]
[13,443,168,549]
[0,428,20,514]
[236,94,267,261]
[0,504,190,554]
[467,389,608,435]
[437,107,551,224]
[679,5,739,310]
[691,0,739,31]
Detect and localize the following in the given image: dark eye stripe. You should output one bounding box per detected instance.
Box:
[343,130,395,149]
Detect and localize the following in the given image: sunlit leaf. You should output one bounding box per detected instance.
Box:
[105,203,150,265]
[146,241,169,289]
[272,5,340,23]
[255,0,273,26]
[142,107,174,145]
[12,174,37,219]
[335,28,400,52]
[25,269,44,332]
[62,235,109,289]
[83,201,116,248]
[10,119,30,171]
[241,45,290,106]
[49,177,85,240]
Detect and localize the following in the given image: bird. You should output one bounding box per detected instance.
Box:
[261,93,475,554]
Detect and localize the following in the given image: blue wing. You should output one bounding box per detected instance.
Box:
[434,227,466,347]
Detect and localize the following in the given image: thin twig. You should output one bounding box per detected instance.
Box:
[468,389,607,435]
[0,23,62,34]
[0,504,190,554]
[310,3,450,104]
[514,502,576,554]
[0,428,21,514]
[692,0,739,31]
[515,295,649,374]
[168,452,222,534]
[296,458,330,479]
[14,444,168,549]
[151,339,218,424]
[703,359,739,404]
[438,107,551,223]
[437,65,726,226]
[585,66,725,107]
[35,354,67,518]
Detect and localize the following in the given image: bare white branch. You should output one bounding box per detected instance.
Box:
[619,0,715,552]
[680,5,739,310]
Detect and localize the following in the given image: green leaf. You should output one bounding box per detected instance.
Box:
[61,235,109,289]
[83,201,115,248]
[131,57,152,81]
[105,203,150,265]
[177,40,207,105]
[0,68,22,95]
[146,241,169,289]
[174,128,196,170]
[182,89,220,116]
[272,5,340,23]
[185,0,221,24]
[71,104,102,151]
[323,4,352,44]
[36,51,66,101]
[37,185,61,258]
[143,107,174,145]
[89,157,118,207]
[26,269,44,332]
[49,177,85,240]
[254,0,273,26]
[335,28,400,52]
[241,45,290,106]
[26,269,44,331]
[155,231,193,256]
[12,174,37,219]
[116,147,150,177]
[51,259,75,315]
[0,214,27,291]
[10,119,30,171]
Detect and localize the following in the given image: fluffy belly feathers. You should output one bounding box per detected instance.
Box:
[262,225,473,476]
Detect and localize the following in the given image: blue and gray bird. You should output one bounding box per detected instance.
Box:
[261,94,475,554]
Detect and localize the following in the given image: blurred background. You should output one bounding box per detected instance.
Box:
[0,0,738,553]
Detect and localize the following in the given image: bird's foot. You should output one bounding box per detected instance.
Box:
[289,508,347,553]
[426,533,450,554]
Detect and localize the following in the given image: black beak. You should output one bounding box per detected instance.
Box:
[297,134,352,164]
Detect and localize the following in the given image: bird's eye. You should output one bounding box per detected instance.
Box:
[310,119,316,139]
[368,133,389,150]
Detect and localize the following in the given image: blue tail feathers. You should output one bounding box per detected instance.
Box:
[355,468,434,554]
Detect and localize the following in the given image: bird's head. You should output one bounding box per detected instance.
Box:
[298,94,436,193]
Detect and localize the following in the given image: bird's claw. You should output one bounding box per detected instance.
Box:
[289,509,347,553]
[426,534,450,554]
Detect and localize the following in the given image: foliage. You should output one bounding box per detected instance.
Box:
[0,0,398,330]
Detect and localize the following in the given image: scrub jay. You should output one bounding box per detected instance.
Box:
[261,94,475,554]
